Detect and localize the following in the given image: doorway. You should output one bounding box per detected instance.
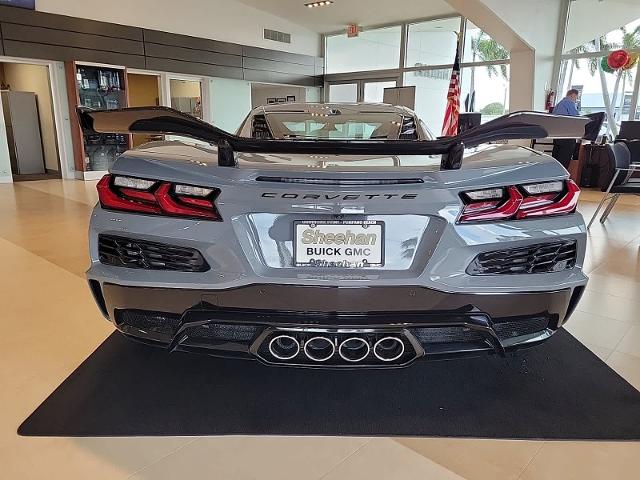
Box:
[0,61,61,181]
[127,72,161,147]
[169,78,203,120]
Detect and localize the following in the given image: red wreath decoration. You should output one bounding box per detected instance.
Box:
[607,49,630,70]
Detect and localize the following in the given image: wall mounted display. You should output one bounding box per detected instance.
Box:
[286,95,296,102]
[266,98,277,104]
[65,62,131,177]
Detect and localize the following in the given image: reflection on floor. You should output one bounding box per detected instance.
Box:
[12,171,62,182]
[0,180,639,479]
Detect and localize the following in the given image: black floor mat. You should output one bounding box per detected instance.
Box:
[19,329,640,440]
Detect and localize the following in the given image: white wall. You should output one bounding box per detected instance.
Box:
[446,0,562,110]
[564,0,640,52]
[251,84,307,108]
[36,0,321,56]
[481,0,562,110]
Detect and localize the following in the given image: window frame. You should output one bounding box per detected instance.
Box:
[323,16,511,107]
[554,1,640,129]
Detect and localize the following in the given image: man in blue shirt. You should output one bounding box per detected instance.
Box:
[553,89,580,116]
[551,89,581,168]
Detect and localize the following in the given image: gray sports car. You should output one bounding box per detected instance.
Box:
[80,103,594,368]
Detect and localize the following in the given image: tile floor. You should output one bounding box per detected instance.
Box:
[0,180,639,479]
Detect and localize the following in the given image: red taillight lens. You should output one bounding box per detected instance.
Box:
[96,175,161,214]
[459,186,523,223]
[516,180,580,219]
[155,183,219,220]
[458,180,579,223]
[97,175,221,221]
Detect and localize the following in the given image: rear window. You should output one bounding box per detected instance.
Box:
[265,111,404,140]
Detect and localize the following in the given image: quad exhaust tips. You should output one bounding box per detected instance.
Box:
[261,332,413,366]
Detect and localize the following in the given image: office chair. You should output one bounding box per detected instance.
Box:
[587,142,640,229]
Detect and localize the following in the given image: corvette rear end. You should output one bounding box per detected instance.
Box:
[82,105,594,368]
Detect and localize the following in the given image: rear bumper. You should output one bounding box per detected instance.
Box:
[91,282,585,367]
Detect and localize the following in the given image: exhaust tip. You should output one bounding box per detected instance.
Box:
[338,337,370,363]
[373,337,405,362]
[304,336,335,362]
[268,335,300,360]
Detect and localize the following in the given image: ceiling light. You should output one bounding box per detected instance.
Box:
[305,1,333,8]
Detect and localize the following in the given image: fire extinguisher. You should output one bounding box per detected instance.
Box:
[545,90,556,113]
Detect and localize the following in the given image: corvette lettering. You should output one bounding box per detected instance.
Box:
[261,193,418,200]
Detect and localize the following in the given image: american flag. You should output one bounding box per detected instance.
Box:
[441,45,461,137]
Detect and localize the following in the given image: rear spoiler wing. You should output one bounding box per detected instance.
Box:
[77,107,604,170]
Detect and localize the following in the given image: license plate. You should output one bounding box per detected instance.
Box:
[294,221,384,268]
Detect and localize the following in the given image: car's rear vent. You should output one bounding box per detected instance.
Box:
[116,309,182,337]
[255,176,424,185]
[409,316,550,345]
[492,316,550,340]
[185,323,261,343]
[410,326,485,344]
[467,240,577,275]
[251,114,273,139]
[399,116,418,140]
[98,235,209,272]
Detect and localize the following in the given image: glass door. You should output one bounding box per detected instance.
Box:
[169,78,203,119]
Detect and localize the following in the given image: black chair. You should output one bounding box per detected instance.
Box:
[587,142,640,228]
[616,139,640,164]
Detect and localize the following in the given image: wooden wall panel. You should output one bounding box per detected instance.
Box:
[0,5,142,40]
[3,40,146,68]
[143,30,242,56]
[0,5,323,87]
[2,24,145,55]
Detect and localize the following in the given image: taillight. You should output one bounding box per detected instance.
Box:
[459,186,522,223]
[458,180,579,223]
[97,175,221,220]
[516,180,580,219]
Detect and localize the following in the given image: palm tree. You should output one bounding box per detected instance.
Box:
[613,26,640,123]
[468,31,509,112]
[559,44,588,95]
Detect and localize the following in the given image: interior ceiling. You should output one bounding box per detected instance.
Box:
[236,0,456,33]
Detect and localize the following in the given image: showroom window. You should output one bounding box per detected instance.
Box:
[405,17,462,68]
[324,16,511,126]
[325,25,402,74]
[460,64,510,122]
[463,21,510,63]
[328,83,359,102]
[403,68,452,133]
[559,3,640,136]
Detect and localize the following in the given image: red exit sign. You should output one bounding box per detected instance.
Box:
[347,24,360,38]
